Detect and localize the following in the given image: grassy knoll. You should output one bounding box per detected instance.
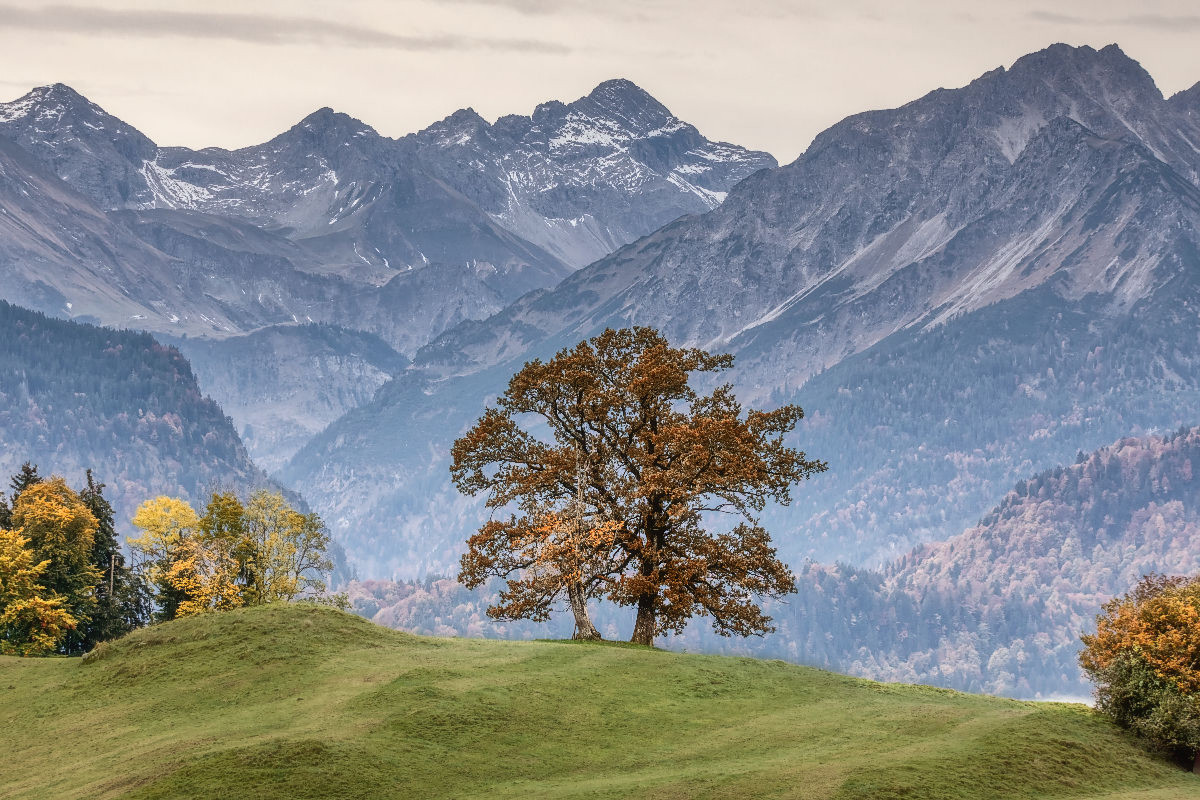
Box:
[0,604,1195,799]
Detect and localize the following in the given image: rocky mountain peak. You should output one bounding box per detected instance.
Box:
[513,79,676,139]
[1006,42,1162,100]
[290,107,378,141]
[1,83,89,120]
[574,78,676,135]
[0,83,157,150]
[1169,81,1200,117]
[418,107,491,148]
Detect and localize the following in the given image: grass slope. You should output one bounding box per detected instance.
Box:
[0,605,1194,800]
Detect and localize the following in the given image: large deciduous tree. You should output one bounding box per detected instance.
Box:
[452,327,826,645]
[1080,573,1200,772]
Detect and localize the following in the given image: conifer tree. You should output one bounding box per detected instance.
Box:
[9,462,42,500]
[79,471,147,649]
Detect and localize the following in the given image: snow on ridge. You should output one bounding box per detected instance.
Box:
[666,171,726,207]
[0,96,36,123]
[140,160,213,209]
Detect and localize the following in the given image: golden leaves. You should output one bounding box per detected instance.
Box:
[1081,573,1200,694]
[129,490,333,619]
[0,526,77,656]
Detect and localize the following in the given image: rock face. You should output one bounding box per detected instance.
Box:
[0,79,770,472]
[281,44,1200,577]
[407,79,776,268]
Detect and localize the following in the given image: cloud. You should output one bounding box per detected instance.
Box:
[0,4,570,53]
[1029,10,1200,32]
[433,0,821,21]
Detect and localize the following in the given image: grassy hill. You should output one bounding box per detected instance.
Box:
[0,605,1195,799]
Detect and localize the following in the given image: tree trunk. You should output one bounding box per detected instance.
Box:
[630,595,656,646]
[567,582,601,641]
[1193,750,1199,775]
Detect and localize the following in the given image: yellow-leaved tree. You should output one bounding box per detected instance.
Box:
[243,490,333,604]
[164,535,245,617]
[10,477,100,650]
[130,490,334,618]
[0,527,76,655]
[129,496,202,620]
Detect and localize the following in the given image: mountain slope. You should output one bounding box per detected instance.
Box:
[0,604,1195,799]
[754,426,1200,699]
[163,325,408,473]
[285,43,1200,575]
[0,300,276,525]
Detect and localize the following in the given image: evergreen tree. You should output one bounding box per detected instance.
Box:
[9,462,42,499]
[2,463,43,527]
[78,471,146,650]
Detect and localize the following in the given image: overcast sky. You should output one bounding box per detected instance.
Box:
[1,0,1197,162]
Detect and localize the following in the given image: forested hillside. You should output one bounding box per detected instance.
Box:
[0,300,274,524]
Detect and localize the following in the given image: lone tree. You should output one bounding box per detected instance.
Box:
[451,327,825,645]
[1080,573,1200,773]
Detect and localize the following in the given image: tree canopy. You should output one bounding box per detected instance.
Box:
[10,477,101,643]
[0,526,76,656]
[1081,573,1200,771]
[452,327,825,645]
[129,490,336,619]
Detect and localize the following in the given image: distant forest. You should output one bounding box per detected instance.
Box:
[0,300,266,522]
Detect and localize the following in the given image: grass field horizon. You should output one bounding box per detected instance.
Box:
[1,604,1196,799]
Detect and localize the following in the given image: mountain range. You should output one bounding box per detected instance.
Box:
[280,43,1200,578]
[0,79,773,469]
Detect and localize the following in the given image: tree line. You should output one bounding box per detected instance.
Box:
[0,462,338,656]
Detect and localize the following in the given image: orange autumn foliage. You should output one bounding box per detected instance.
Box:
[1081,574,1200,695]
[452,327,825,645]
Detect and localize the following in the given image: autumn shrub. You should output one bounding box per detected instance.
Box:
[1081,574,1200,767]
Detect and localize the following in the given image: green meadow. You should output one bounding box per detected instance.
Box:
[0,604,1194,799]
